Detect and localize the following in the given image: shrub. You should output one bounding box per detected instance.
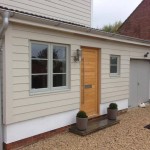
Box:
[108,103,118,109]
[76,111,88,118]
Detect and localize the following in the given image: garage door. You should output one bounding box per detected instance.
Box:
[129,60,150,108]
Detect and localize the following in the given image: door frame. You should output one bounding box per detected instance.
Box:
[80,46,101,117]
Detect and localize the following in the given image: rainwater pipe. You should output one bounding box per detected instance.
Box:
[0,10,12,150]
[0,11,12,50]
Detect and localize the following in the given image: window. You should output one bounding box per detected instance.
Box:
[110,55,120,76]
[31,42,69,92]
[53,45,67,87]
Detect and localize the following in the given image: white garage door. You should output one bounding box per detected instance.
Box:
[129,60,150,108]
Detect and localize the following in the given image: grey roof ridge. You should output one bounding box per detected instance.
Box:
[0,5,150,45]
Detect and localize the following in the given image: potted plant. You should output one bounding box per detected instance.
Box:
[107,103,118,120]
[76,110,88,131]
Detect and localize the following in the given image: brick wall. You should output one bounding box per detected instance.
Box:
[118,0,150,40]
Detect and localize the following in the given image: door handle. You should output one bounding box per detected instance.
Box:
[137,82,140,86]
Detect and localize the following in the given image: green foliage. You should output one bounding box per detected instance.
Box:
[76,111,88,118]
[101,21,122,33]
[108,103,118,109]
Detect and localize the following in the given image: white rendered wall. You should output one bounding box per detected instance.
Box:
[4,109,79,144]
[100,99,128,115]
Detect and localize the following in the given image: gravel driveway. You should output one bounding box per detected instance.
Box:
[20,106,150,150]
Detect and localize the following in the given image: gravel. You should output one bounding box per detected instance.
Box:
[20,105,150,150]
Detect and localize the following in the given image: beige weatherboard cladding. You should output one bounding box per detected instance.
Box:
[3,21,150,124]
[1,0,92,26]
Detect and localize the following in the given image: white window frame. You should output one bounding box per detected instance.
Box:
[30,41,70,94]
[110,55,120,76]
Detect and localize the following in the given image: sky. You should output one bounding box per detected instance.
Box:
[92,0,143,28]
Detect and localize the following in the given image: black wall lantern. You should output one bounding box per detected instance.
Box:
[74,49,82,62]
[144,52,149,58]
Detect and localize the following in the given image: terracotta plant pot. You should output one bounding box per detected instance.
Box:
[107,108,118,120]
[76,117,88,130]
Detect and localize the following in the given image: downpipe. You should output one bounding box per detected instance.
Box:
[0,10,12,150]
[0,11,12,51]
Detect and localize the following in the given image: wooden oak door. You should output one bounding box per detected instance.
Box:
[80,47,99,117]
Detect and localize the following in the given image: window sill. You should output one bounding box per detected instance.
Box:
[30,88,70,96]
[109,74,120,78]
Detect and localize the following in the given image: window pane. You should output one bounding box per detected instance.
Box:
[53,60,66,73]
[53,74,66,87]
[32,75,48,89]
[110,66,117,73]
[32,43,48,59]
[32,60,47,74]
[110,57,117,65]
[53,45,66,59]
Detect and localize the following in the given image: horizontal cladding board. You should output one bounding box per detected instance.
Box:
[13,87,80,99]
[101,73,129,79]
[13,97,80,115]
[13,92,80,107]
[12,45,29,54]
[13,69,29,77]
[101,64,129,69]
[101,94,129,103]
[101,86,128,93]
[102,59,130,65]
[8,0,91,17]
[13,77,80,86]
[13,84,80,92]
[71,74,80,80]
[2,2,90,22]
[101,81,129,89]
[13,55,29,61]
[2,0,91,25]
[102,54,130,60]
[12,103,79,123]
[101,78,129,84]
[12,38,29,47]
[130,51,149,57]
[13,76,29,84]
[54,0,91,8]
[71,63,80,69]
[13,69,29,76]
[101,90,129,99]
[13,61,29,69]
[71,69,80,75]
[13,84,29,92]
[102,49,130,55]
[101,68,129,74]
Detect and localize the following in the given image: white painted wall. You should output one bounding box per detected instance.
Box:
[4,109,79,143]
[100,99,128,115]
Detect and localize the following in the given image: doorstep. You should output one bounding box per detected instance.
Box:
[69,119,120,136]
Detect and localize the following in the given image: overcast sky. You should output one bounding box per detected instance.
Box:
[92,0,143,28]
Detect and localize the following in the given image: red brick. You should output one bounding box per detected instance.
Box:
[118,0,150,40]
